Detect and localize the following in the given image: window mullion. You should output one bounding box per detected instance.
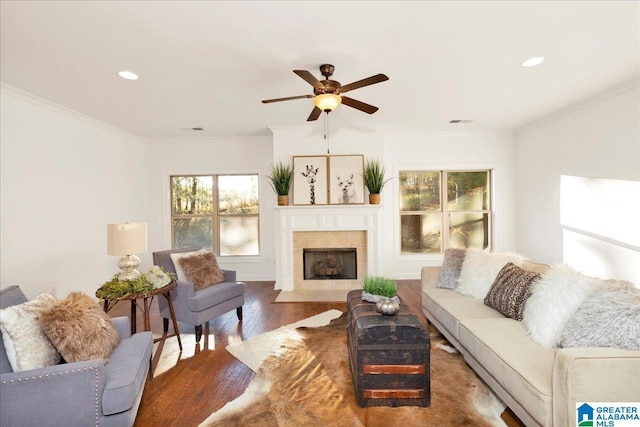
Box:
[441,170,449,252]
[212,175,220,255]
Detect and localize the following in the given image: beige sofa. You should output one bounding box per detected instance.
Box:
[421,262,640,427]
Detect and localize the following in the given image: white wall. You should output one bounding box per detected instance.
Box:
[145,136,274,281]
[272,124,518,280]
[0,85,147,298]
[516,85,640,280]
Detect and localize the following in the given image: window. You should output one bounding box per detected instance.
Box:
[171,175,259,256]
[399,170,491,254]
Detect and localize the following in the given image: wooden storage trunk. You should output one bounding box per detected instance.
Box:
[347,290,430,407]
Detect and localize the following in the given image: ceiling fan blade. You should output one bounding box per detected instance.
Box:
[293,70,325,90]
[341,96,379,114]
[307,106,322,121]
[339,74,389,94]
[262,94,313,104]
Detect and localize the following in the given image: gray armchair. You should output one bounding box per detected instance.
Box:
[0,285,153,427]
[152,247,245,342]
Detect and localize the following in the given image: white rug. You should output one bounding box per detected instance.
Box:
[225,309,343,372]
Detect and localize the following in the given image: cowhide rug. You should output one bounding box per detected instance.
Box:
[201,316,506,427]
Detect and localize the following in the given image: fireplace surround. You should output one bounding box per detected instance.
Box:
[274,205,383,291]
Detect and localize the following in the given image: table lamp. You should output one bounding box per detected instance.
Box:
[107,223,147,280]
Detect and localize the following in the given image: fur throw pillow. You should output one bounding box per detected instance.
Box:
[38,292,120,363]
[522,263,601,348]
[178,251,226,291]
[437,248,466,290]
[170,249,208,282]
[456,248,525,299]
[560,280,640,351]
[0,293,61,371]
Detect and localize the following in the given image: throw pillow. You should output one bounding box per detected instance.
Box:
[38,292,120,363]
[456,248,525,299]
[560,280,640,351]
[0,293,61,371]
[178,251,226,291]
[170,249,208,282]
[436,248,466,290]
[484,262,541,320]
[522,263,601,348]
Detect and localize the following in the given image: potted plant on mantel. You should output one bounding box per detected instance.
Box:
[267,161,295,206]
[363,158,391,205]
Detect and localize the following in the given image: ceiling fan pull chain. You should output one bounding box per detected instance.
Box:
[325,112,330,154]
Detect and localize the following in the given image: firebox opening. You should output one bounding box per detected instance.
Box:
[303,248,357,280]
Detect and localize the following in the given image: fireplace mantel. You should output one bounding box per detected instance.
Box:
[274,205,383,291]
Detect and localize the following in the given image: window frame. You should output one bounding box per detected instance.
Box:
[398,168,493,255]
[170,173,260,257]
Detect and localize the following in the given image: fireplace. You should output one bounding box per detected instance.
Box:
[274,205,383,291]
[303,248,357,280]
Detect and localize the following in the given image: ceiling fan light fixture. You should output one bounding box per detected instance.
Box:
[314,93,342,112]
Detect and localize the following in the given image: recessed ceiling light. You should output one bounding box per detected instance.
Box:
[521,56,545,68]
[118,70,139,80]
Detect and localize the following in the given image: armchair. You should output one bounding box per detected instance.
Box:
[0,285,153,427]
[152,247,245,342]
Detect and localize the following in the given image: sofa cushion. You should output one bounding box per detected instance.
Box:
[38,292,120,363]
[436,248,466,290]
[423,287,504,341]
[522,263,601,349]
[560,280,640,351]
[459,318,554,427]
[188,281,246,312]
[178,251,226,291]
[0,293,61,371]
[484,263,541,321]
[456,248,525,299]
[102,331,153,415]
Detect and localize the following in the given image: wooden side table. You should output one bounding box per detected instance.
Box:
[100,282,182,351]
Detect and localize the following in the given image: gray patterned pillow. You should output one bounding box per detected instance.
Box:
[484,262,540,320]
[437,248,466,289]
[560,280,640,351]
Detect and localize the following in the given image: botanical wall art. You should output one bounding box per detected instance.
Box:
[293,156,328,205]
[328,155,365,204]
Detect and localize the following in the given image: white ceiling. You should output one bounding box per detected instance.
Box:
[1,1,638,139]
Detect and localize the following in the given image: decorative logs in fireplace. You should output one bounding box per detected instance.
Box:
[303,248,357,280]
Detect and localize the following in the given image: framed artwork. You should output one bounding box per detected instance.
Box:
[292,156,328,205]
[328,155,365,204]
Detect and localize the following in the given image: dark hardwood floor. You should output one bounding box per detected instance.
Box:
[106,281,523,426]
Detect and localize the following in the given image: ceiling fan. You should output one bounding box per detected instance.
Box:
[261,64,389,121]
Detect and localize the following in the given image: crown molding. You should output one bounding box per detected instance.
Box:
[1,83,144,142]
[516,78,640,133]
[145,135,272,144]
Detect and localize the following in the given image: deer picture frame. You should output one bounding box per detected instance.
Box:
[292,156,328,205]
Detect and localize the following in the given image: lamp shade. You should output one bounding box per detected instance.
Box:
[107,223,147,255]
[313,93,342,112]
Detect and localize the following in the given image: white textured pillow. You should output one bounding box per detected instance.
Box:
[456,248,525,299]
[170,249,208,282]
[522,263,601,348]
[0,293,61,371]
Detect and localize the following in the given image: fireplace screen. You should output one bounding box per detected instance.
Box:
[303,248,357,280]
